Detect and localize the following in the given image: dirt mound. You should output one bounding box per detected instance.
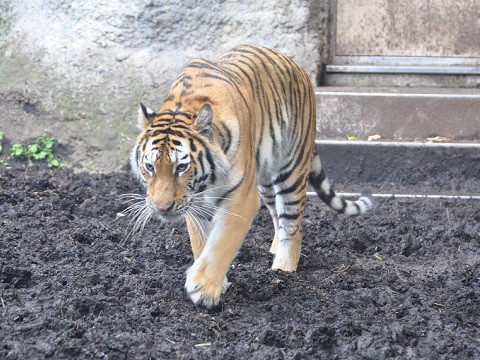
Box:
[1,164,479,359]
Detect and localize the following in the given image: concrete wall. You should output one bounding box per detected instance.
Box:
[0,0,329,171]
[336,0,480,58]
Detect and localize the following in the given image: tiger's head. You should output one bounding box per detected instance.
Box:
[130,103,227,223]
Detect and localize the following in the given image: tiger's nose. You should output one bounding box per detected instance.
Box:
[156,202,175,213]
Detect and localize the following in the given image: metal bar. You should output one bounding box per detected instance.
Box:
[331,55,480,67]
[306,192,480,200]
[315,140,480,149]
[326,65,480,75]
[315,91,480,99]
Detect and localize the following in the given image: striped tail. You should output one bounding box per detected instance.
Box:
[309,151,373,216]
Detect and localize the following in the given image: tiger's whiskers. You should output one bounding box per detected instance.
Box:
[119,193,159,241]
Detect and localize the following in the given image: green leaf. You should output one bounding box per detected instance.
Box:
[37,151,47,160]
[8,134,61,169]
[28,144,40,154]
[11,144,24,156]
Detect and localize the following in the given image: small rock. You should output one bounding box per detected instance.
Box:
[367,134,382,141]
[115,50,130,62]
[427,136,450,143]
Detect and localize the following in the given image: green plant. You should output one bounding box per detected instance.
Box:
[0,131,3,154]
[10,134,63,168]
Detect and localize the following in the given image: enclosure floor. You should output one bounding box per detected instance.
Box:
[1,165,479,359]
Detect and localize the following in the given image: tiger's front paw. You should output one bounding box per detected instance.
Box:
[185,260,229,308]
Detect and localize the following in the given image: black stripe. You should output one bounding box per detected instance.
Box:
[276,174,307,195]
[219,176,245,199]
[202,73,232,84]
[235,47,285,150]
[150,128,184,137]
[278,213,300,221]
[309,167,326,189]
[203,69,251,120]
[219,122,232,153]
[278,138,305,172]
[188,60,243,83]
[233,58,267,166]
[194,95,212,103]
[197,151,205,174]
[189,138,197,152]
[283,198,304,206]
[204,148,216,184]
[227,62,255,92]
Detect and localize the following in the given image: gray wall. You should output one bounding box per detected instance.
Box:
[0,0,329,171]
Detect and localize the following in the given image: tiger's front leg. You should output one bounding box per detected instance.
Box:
[185,190,259,308]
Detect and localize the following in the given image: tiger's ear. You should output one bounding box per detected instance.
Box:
[137,103,156,130]
[193,104,213,140]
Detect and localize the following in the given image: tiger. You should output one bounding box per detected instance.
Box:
[129,45,372,308]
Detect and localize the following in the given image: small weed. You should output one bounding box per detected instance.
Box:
[10,134,63,168]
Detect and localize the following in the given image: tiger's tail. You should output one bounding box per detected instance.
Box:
[308,149,373,216]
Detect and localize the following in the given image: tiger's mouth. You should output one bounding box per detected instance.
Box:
[156,210,184,223]
[152,208,186,223]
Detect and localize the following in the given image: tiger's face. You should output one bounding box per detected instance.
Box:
[130,103,218,223]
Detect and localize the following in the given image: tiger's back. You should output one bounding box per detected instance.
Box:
[129,45,372,308]
[162,45,317,185]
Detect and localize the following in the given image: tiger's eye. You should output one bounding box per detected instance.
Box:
[176,163,188,172]
[144,163,155,173]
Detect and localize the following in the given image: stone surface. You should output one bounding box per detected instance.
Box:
[336,0,480,58]
[0,0,328,172]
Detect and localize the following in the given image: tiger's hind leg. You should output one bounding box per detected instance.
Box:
[258,185,280,254]
[271,177,307,272]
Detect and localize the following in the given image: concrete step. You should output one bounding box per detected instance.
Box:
[323,66,480,88]
[315,141,480,195]
[315,87,480,140]
[323,73,480,88]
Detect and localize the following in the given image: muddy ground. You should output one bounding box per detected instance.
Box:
[1,147,479,359]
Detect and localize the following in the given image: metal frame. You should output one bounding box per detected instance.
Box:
[315,140,480,149]
[326,65,480,75]
[306,192,480,200]
[314,90,480,99]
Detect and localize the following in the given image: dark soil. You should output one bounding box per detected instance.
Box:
[1,158,479,359]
